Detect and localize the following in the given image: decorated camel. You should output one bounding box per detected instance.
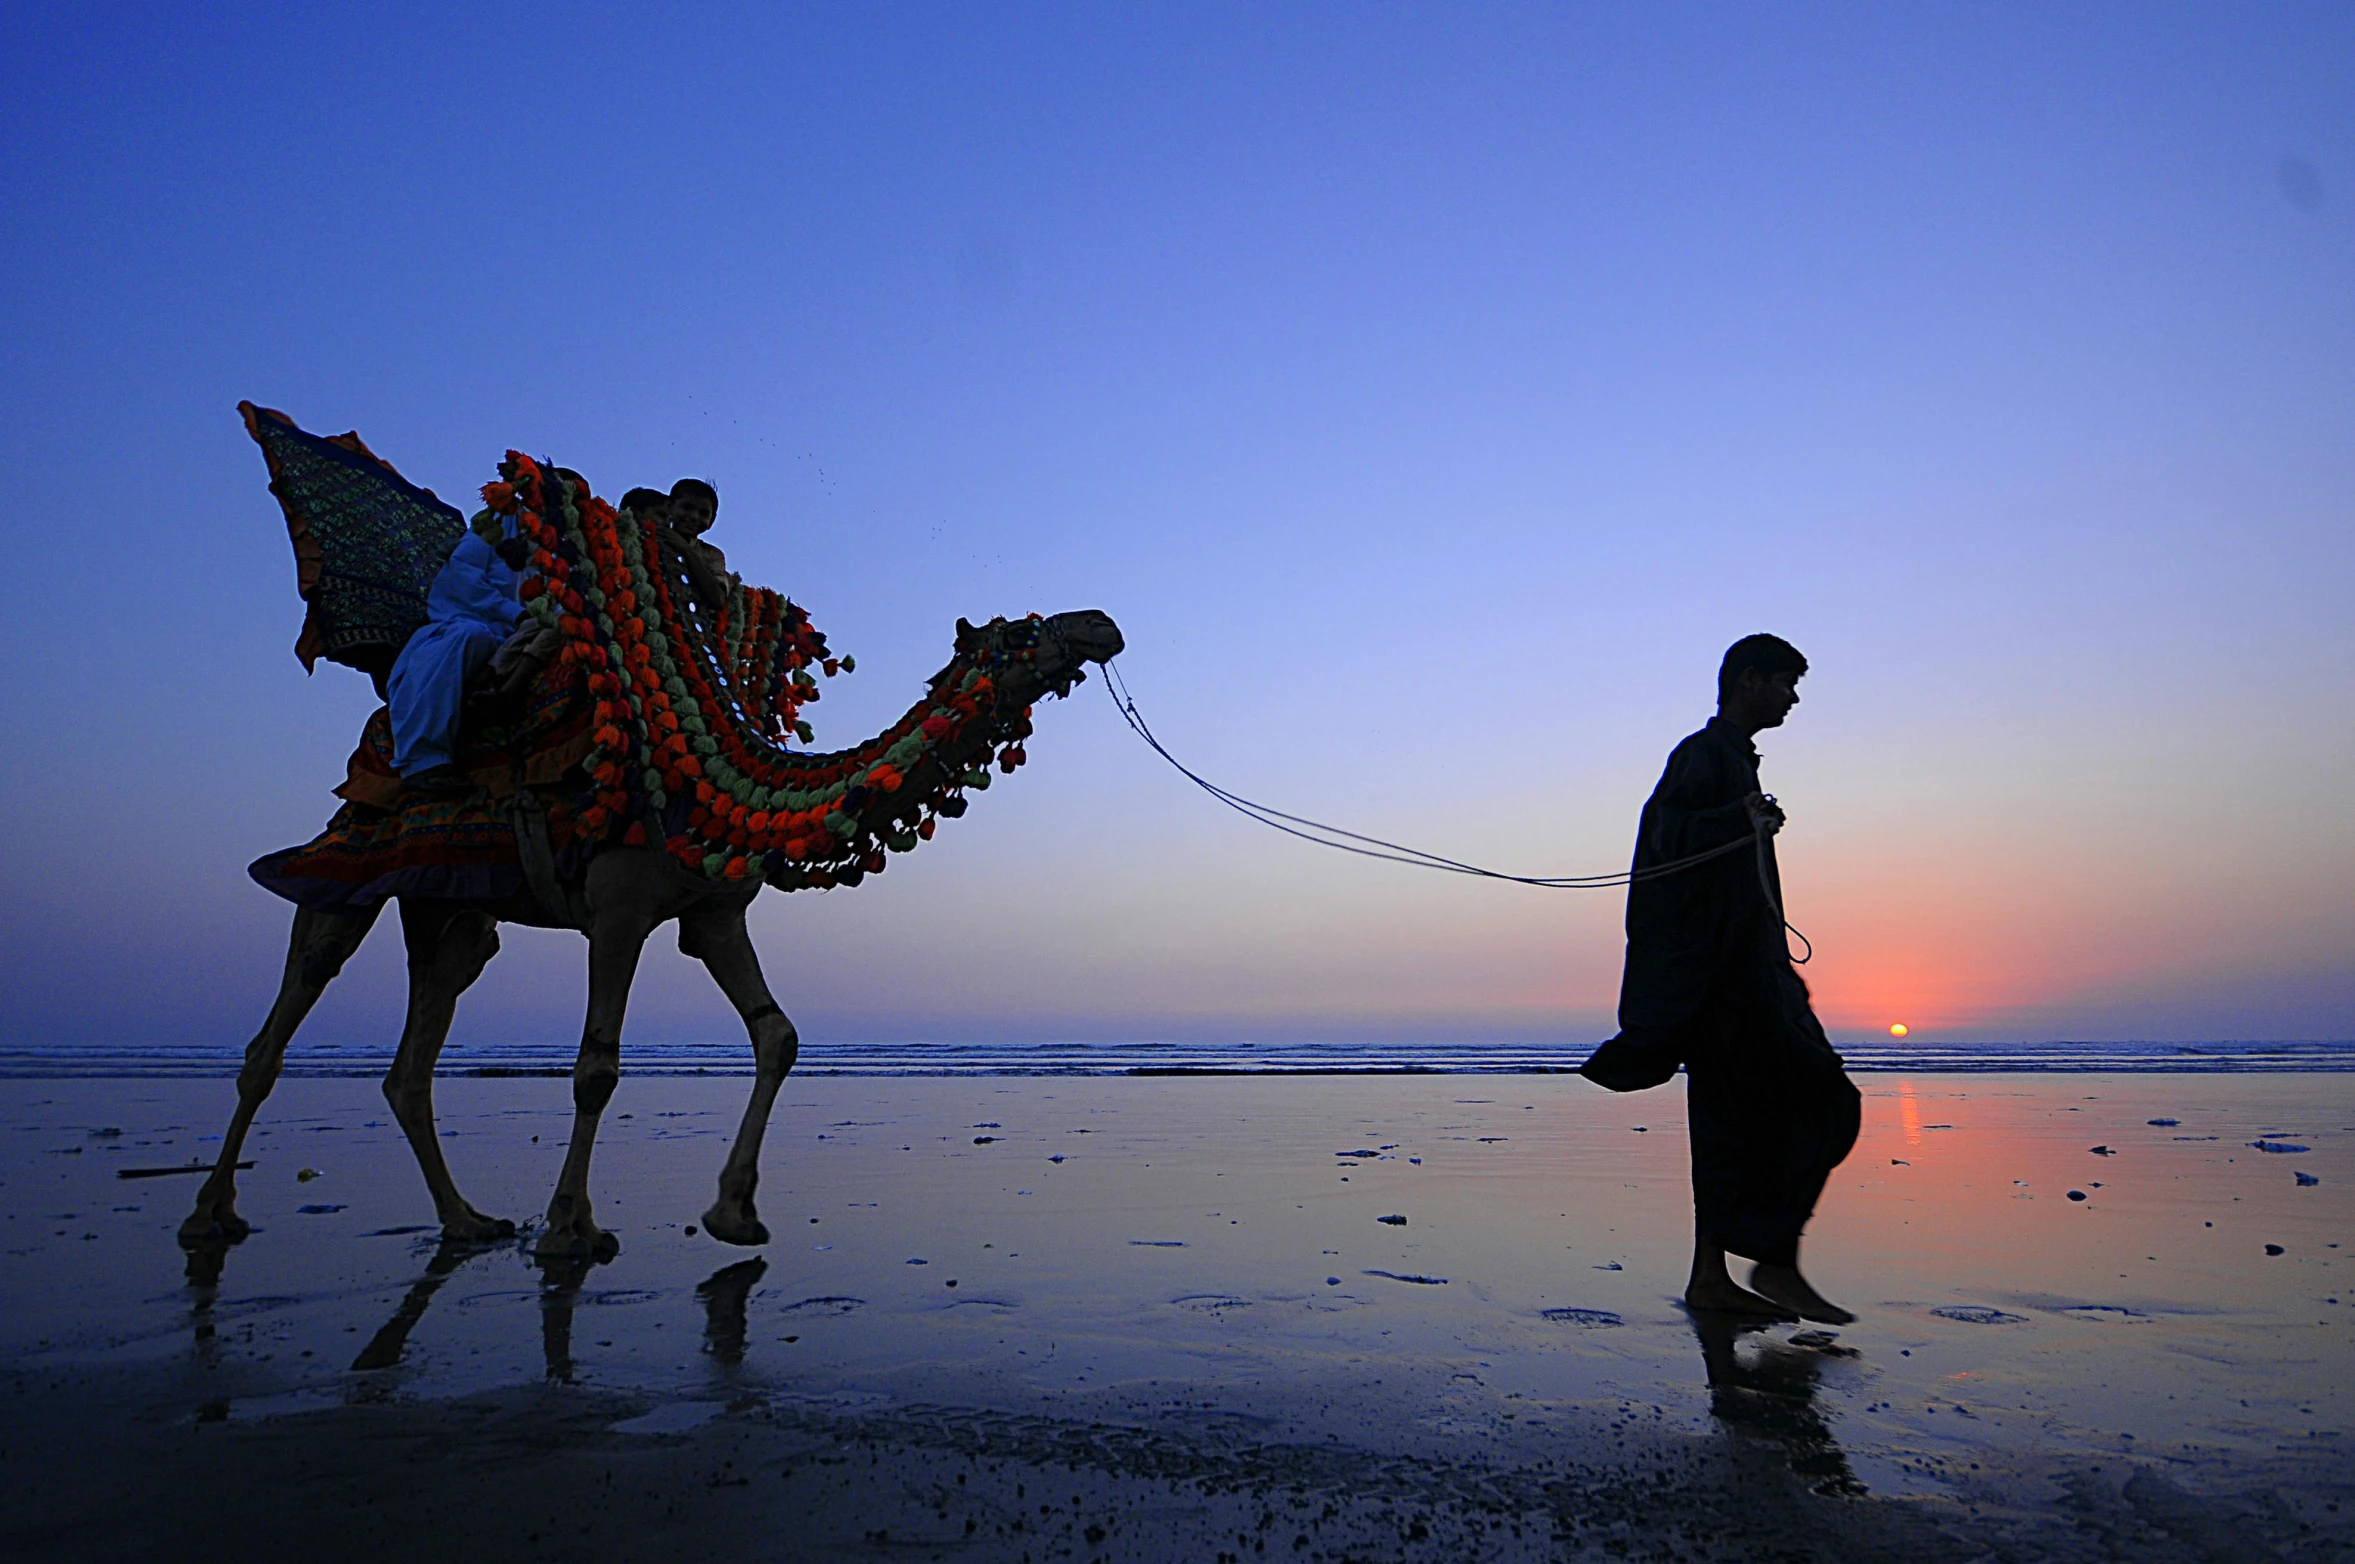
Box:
[182,407,1120,1260]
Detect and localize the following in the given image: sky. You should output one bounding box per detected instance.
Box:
[1,4,2348,1055]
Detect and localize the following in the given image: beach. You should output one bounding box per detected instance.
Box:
[2,1071,2348,1561]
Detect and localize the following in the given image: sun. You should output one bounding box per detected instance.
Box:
[1888,1023,1909,1038]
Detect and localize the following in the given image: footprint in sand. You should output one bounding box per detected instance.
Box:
[1540,1307,1622,1328]
[1931,1305,2028,1325]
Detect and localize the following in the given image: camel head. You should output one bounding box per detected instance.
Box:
[953,609,1124,700]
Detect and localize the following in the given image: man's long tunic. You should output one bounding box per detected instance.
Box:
[386,521,523,777]
[1590,717,1859,1266]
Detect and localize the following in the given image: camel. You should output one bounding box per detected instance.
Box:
[180,607,1123,1262]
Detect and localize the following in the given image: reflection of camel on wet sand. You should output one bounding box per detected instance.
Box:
[180,610,1122,1264]
[337,1240,766,1381]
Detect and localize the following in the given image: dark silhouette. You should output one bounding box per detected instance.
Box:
[1581,634,1860,1323]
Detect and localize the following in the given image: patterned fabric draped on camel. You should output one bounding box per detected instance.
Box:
[239,402,470,678]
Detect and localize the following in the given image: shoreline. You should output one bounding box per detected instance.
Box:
[5,1053,2354,1083]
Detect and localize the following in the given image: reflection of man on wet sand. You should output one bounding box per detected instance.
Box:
[1583,634,1861,1324]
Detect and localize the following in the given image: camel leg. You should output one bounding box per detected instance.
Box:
[536,897,656,1261]
[181,903,382,1247]
[679,898,797,1245]
[382,902,514,1242]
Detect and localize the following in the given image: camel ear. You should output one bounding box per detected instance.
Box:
[955,617,980,654]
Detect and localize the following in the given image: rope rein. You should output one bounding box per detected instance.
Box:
[1102,659,1810,961]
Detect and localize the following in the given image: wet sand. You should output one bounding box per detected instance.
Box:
[1,1072,2348,1561]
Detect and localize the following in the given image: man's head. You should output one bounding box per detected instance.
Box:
[1716,633,1807,733]
[620,487,670,520]
[669,478,718,537]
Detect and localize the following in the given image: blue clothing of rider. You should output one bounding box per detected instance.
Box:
[387,514,525,778]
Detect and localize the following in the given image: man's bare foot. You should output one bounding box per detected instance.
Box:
[1684,1276,1800,1319]
[1749,1263,1854,1325]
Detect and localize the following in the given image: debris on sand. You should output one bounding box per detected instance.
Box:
[1362,1270,1446,1285]
[2088,1146,2115,1156]
[1335,1150,1379,1159]
[118,1161,250,1180]
[1377,1214,1407,1226]
[2148,1118,2179,1127]
[2265,1244,2285,1256]
[2067,1190,2088,1201]
[2249,1141,2309,1154]
[2296,1171,2320,1187]
[296,1203,346,1215]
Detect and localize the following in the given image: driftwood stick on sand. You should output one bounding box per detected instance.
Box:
[119,1161,253,1180]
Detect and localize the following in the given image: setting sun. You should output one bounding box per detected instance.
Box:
[1889,1023,1909,1037]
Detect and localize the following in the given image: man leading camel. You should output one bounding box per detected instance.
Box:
[1581,633,1860,1324]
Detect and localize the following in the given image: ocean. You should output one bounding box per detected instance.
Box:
[1,1036,2347,1079]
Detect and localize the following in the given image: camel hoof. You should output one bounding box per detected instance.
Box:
[178,1207,251,1248]
[534,1226,620,1263]
[441,1212,516,1244]
[699,1203,769,1247]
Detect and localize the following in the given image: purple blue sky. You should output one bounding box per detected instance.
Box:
[2,5,2348,1053]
